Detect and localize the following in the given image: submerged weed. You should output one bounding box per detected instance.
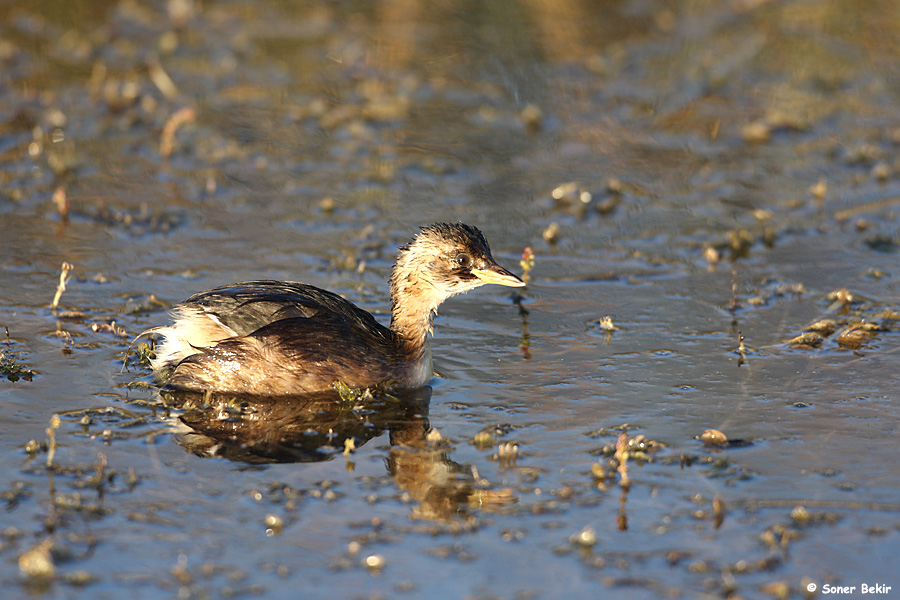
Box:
[1,327,37,382]
[51,262,74,314]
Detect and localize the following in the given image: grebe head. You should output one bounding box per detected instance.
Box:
[391,223,525,307]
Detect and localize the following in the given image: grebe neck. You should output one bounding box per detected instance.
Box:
[388,262,443,357]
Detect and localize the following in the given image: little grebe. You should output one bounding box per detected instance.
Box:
[148,223,525,395]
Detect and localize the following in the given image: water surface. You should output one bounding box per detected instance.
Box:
[2,0,900,598]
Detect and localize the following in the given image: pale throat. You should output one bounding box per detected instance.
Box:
[389,279,444,352]
[388,258,454,354]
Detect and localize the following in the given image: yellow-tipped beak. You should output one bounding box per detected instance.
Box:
[471,265,526,287]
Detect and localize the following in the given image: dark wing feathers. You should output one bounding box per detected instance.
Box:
[252,312,398,367]
[182,280,390,340]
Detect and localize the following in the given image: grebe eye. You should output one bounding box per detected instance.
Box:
[454,253,472,268]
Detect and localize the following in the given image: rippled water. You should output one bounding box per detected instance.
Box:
[2,1,900,598]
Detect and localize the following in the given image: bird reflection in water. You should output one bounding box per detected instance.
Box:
[162,386,516,521]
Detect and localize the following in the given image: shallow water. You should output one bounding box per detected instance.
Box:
[2,0,900,598]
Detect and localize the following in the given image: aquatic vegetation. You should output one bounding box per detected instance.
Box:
[590,428,666,494]
[0,329,36,382]
[160,107,196,158]
[785,303,894,352]
[50,263,74,314]
[519,247,534,286]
